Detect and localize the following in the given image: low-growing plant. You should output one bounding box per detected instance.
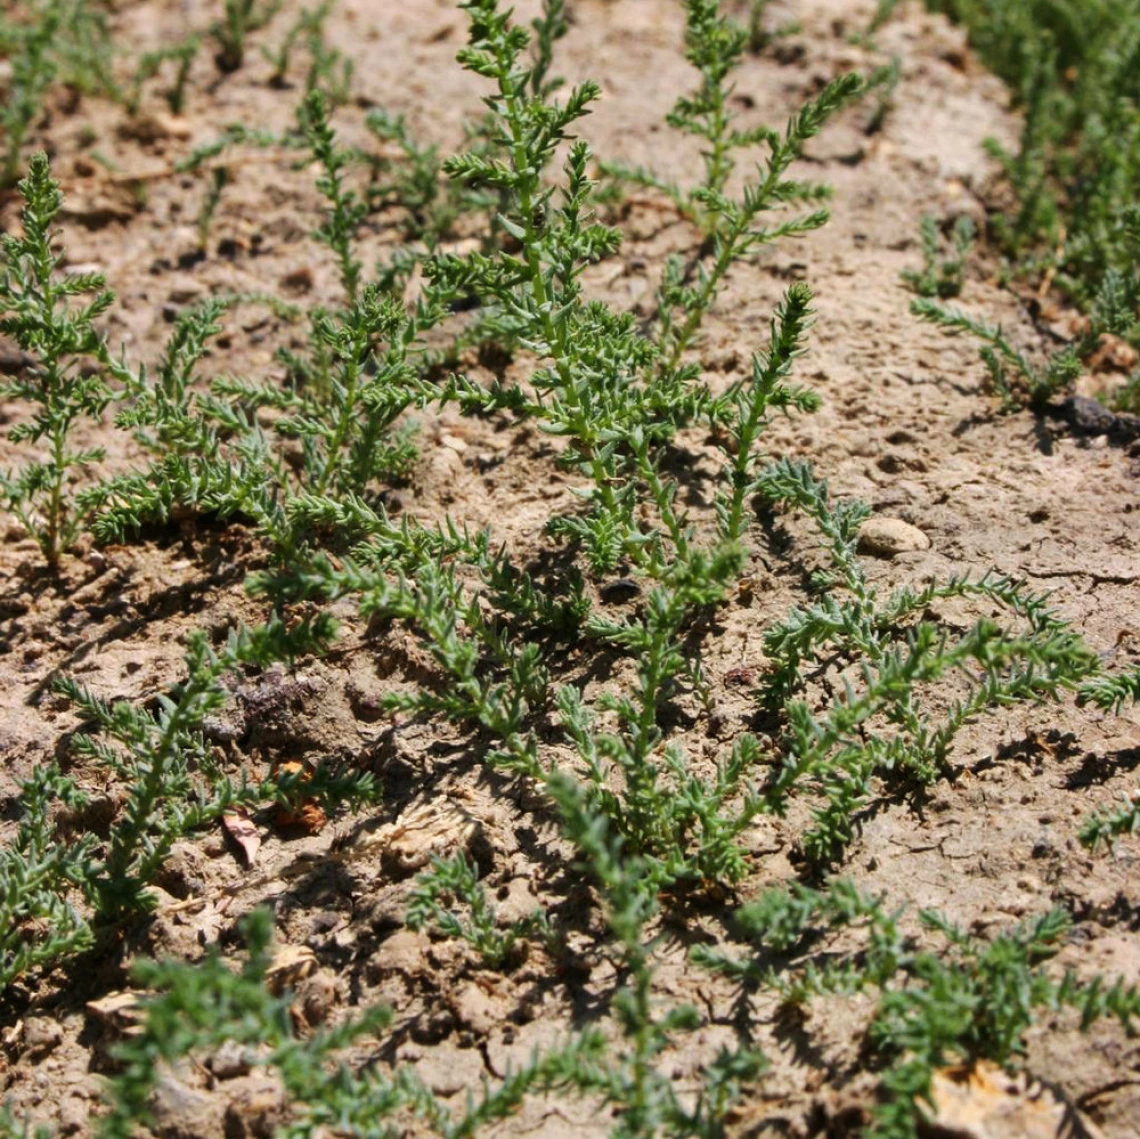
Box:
[1080,788,1140,852]
[916,0,1140,308]
[407,852,550,970]
[696,879,1140,1139]
[0,153,131,566]
[602,0,861,375]
[0,0,118,186]
[255,0,1112,894]
[901,214,975,298]
[212,0,282,74]
[0,617,373,993]
[753,461,1099,864]
[2,5,1137,1133]
[912,205,1139,410]
[129,34,201,116]
[99,907,615,1139]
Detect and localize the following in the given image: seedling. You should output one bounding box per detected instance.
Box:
[0,616,369,993]
[901,214,975,298]
[1080,789,1140,852]
[195,165,230,253]
[0,153,129,565]
[129,35,200,115]
[0,0,118,185]
[697,880,1140,1139]
[408,852,550,970]
[262,1,353,106]
[212,0,283,73]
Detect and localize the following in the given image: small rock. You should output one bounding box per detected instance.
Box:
[59,1096,89,1136]
[119,111,192,143]
[265,945,317,995]
[296,969,338,1027]
[857,517,931,558]
[280,266,313,293]
[151,1072,224,1139]
[413,1043,487,1096]
[208,1039,253,1080]
[222,1073,286,1139]
[21,1017,63,1058]
[929,1060,1103,1139]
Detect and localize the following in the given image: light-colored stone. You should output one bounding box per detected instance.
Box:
[857,516,931,557]
[929,1060,1105,1139]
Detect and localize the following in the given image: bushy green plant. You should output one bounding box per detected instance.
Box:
[0,153,129,565]
[0,632,242,989]
[919,0,1140,307]
[696,879,1140,1139]
[753,461,1099,863]
[255,0,1112,896]
[407,852,549,970]
[0,0,117,186]
[99,907,615,1139]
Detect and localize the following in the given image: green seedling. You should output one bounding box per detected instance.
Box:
[902,214,976,298]
[914,205,1139,410]
[408,852,550,970]
[754,459,1099,863]
[1,617,369,993]
[0,153,130,565]
[262,0,353,106]
[195,165,229,253]
[129,35,200,116]
[212,0,283,73]
[101,907,612,1139]
[0,0,118,186]
[1080,789,1140,852]
[697,879,1140,1139]
[923,0,1140,307]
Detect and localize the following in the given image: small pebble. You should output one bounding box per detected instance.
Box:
[22,1017,63,1058]
[857,517,931,557]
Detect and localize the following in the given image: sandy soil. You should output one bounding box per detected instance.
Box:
[1,1,1138,1136]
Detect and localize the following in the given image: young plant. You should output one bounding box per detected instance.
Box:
[912,277,1136,411]
[129,35,201,116]
[262,0,353,106]
[0,762,97,992]
[54,633,248,920]
[901,214,975,298]
[212,0,282,73]
[407,852,549,970]
[0,153,128,565]
[696,880,1140,1139]
[923,0,1140,306]
[0,613,372,994]
[102,907,609,1139]
[753,459,1100,864]
[0,0,118,186]
[1080,789,1140,852]
[600,0,862,373]
[0,3,61,188]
